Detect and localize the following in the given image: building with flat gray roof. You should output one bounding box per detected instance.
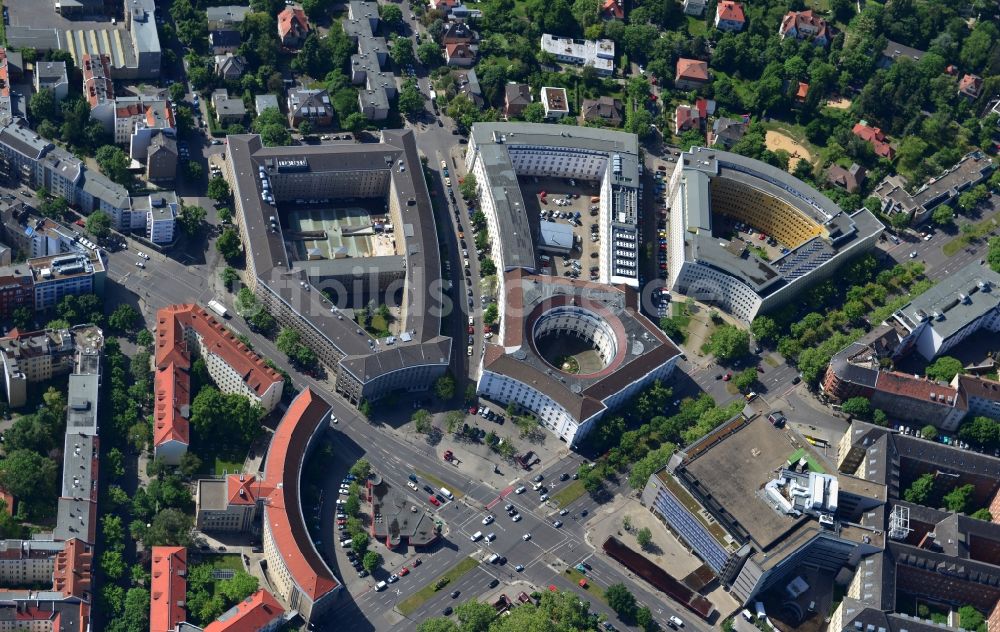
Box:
[345,1,397,120]
[666,146,883,322]
[874,151,994,224]
[224,129,451,405]
[887,260,1000,360]
[641,411,886,609]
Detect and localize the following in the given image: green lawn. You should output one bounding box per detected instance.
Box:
[415,469,465,500]
[942,216,1000,256]
[551,480,586,507]
[214,456,244,476]
[565,568,606,603]
[203,554,244,573]
[686,15,708,37]
[397,557,480,615]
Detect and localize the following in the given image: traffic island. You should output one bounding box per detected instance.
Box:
[396,556,480,616]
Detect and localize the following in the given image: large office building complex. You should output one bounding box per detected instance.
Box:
[478,269,680,447]
[465,123,682,446]
[665,147,883,321]
[224,130,451,406]
[640,410,884,608]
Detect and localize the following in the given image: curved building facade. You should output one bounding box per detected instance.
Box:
[666,147,883,322]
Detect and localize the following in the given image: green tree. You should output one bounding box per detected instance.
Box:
[750,315,779,345]
[732,367,758,392]
[95,145,133,186]
[943,483,975,513]
[350,458,372,479]
[351,531,370,556]
[412,409,433,433]
[222,267,239,291]
[636,527,652,550]
[0,450,59,519]
[435,374,456,400]
[136,328,154,347]
[344,494,360,517]
[932,204,955,226]
[958,416,1000,448]
[380,3,403,27]
[216,227,243,262]
[417,40,442,66]
[11,306,33,330]
[29,88,58,123]
[444,410,464,433]
[178,204,207,235]
[219,571,258,603]
[143,508,194,546]
[636,606,654,631]
[926,356,964,381]
[101,550,126,581]
[109,304,140,333]
[484,303,499,326]
[298,120,314,136]
[840,396,872,418]
[605,583,637,620]
[705,325,749,362]
[480,259,497,276]
[417,619,459,632]
[86,210,112,240]
[458,173,478,201]
[920,425,938,441]
[392,37,415,68]
[398,80,424,117]
[903,472,936,505]
[207,176,231,203]
[363,550,381,573]
[455,600,497,630]
[970,508,993,522]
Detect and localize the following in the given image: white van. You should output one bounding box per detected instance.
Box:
[340,539,353,548]
[471,531,483,542]
[440,487,454,500]
[488,553,500,563]
[375,581,387,591]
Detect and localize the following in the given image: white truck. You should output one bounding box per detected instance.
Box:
[207,299,228,319]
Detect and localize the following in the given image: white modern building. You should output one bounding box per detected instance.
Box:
[666,147,883,322]
[540,34,615,75]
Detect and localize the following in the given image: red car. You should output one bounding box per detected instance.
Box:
[429,496,440,506]
[468,326,475,334]
[468,406,477,414]
[722,372,732,382]
[758,233,766,240]
[399,567,410,576]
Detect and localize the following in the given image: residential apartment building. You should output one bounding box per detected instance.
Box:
[675,58,710,90]
[82,54,115,129]
[287,88,334,128]
[0,268,33,323]
[27,251,105,311]
[277,6,310,48]
[146,131,178,184]
[504,83,531,119]
[874,151,994,224]
[540,87,569,119]
[779,10,831,45]
[0,325,99,407]
[714,0,746,31]
[203,590,286,632]
[113,96,176,161]
[196,473,267,534]
[34,61,69,101]
[153,304,283,464]
[540,34,615,75]
[212,89,247,125]
[150,547,187,632]
[581,96,623,127]
[345,1,397,120]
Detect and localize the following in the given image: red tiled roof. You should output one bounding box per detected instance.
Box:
[156,305,281,397]
[115,103,144,118]
[278,7,309,40]
[602,0,624,19]
[51,539,93,599]
[262,388,339,601]
[676,58,709,82]
[716,1,745,23]
[446,43,474,59]
[227,473,272,506]
[958,73,982,97]
[154,361,190,448]
[852,123,895,159]
[675,104,699,133]
[150,547,187,632]
[796,82,809,99]
[780,10,829,39]
[204,589,285,632]
[875,371,960,407]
